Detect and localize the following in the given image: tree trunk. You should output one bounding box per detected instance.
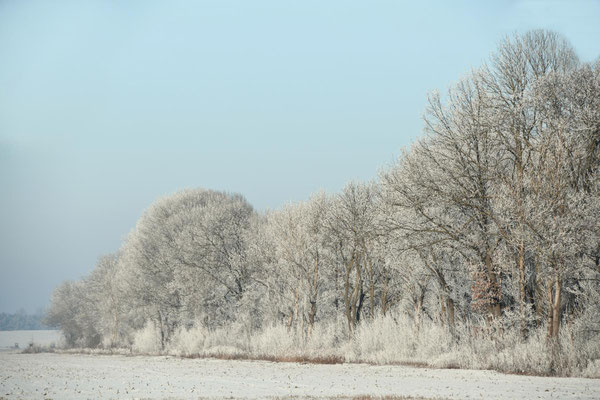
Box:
[447,296,455,332]
[515,133,528,337]
[380,275,389,317]
[287,309,294,330]
[369,268,375,319]
[440,294,446,327]
[551,274,562,339]
[485,252,501,319]
[414,291,424,329]
[518,240,528,338]
[307,300,316,337]
[344,257,354,335]
[350,263,363,325]
[546,273,562,340]
[157,312,166,350]
[307,258,319,337]
[547,279,554,340]
[291,289,299,330]
[535,262,544,325]
[112,309,119,347]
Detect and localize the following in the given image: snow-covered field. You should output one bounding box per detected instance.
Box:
[0,330,63,349]
[1,350,599,400]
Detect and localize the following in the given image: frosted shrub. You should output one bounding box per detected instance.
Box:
[554,322,600,376]
[200,344,246,358]
[428,317,600,376]
[347,313,456,365]
[202,323,249,353]
[304,317,347,358]
[349,314,413,363]
[132,322,161,354]
[247,319,347,361]
[343,312,600,375]
[430,349,467,369]
[488,328,552,374]
[109,306,600,377]
[414,321,453,361]
[167,325,209,357]
[164,322,250,358]
[250,324,296,357]
[101,336,117,349]
[70,311,600,377]
[583,359,600,379]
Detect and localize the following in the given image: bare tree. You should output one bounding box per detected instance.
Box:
[325,182,381,333]
[480,30,579,336]
[264,193,331,336]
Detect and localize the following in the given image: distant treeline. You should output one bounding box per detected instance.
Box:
[0,311,47,331]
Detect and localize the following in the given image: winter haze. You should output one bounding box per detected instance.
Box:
[2,0,599,314]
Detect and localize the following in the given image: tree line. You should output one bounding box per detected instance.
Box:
[47,30,600,357]
[0,310,46,331]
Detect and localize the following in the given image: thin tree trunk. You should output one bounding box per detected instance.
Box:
[447,296,455,332]
[112,309,118,347]
[291,289,299,330]
[552,274,562,338]
[414,295,423,329]
[350,261,363,325]
[515,134,528,337]
[287,309,294,330]
[547,278,554,340]
[344,257,354,335]
[535,262,544,325]
[157,312,165,350]
[485,252,501,319]
[518,240,528,338]
[369,259,375,319]
[380,275,389,317]
[307,258,319,337]
[440,293,446,327]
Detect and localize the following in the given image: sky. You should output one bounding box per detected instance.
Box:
[1,0,599,314]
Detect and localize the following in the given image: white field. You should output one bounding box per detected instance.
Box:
[0,330,63,349]
[1,350,600,400]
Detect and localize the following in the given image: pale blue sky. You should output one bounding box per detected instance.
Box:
[1,0,599,313]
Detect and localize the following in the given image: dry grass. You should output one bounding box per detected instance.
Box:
[349,396,445,400]
[268,396,447,400]
[380,360,429,369]
[185,352,344,364]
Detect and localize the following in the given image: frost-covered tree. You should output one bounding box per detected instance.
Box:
[264,193,331,336]
[520,60,600,340]
[119,189,255,347]
[478,30,579,336]
[326,182,382,332]
[45,280,100,347]
[86,253,132,347]
[381,74,504,324]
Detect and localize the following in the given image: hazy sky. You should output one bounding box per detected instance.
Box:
[1,0,599,313]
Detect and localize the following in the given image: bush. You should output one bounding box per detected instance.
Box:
[113,312,600,377]
[132,321,161,354]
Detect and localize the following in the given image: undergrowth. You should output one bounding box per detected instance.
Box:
[39,313,600,378]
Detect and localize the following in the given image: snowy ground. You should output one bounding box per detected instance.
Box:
[0,330,63,349]
[1,351,599,400]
